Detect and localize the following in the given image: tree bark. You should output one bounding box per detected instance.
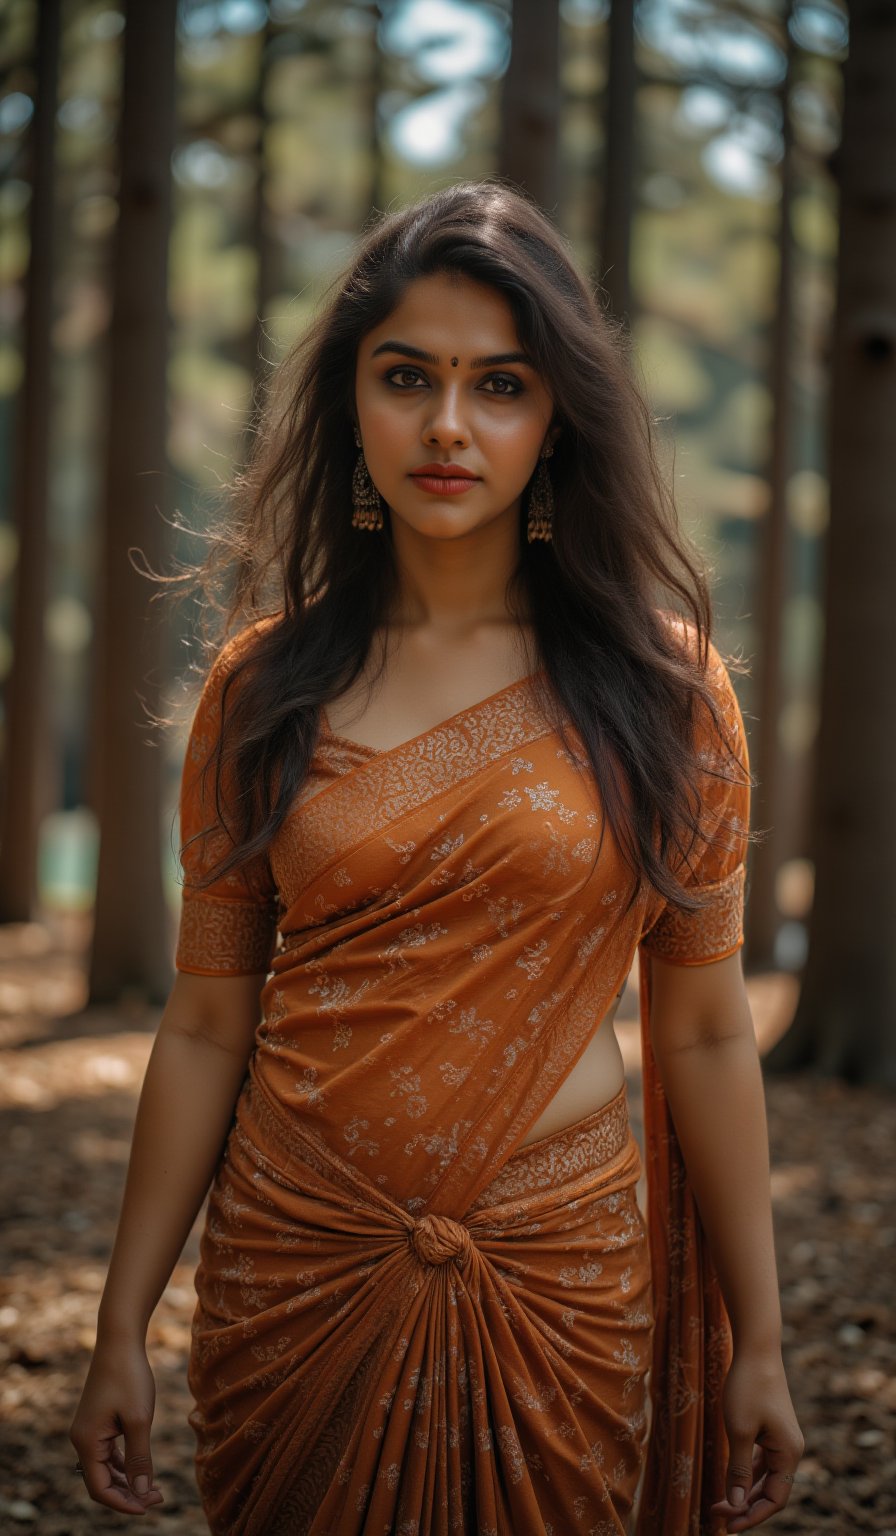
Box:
[237,16,276,479]
[87,0,178,1004]
[764,0,896,1085]
[498,0,561,211]
[745,1,797,968]
[0,0,60,923]
[600,0,635,324]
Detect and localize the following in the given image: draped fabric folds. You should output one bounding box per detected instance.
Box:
[191,1071,652,1535]
[174,611,751,1535]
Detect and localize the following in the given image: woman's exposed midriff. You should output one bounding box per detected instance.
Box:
[518,984,627,1147]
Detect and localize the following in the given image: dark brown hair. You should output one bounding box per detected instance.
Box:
[165,179,757,918]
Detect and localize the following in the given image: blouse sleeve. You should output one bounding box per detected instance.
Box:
[174,630,279,978]
[639,637,751,967]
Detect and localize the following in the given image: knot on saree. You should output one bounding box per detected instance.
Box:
[410,1213,473,1267]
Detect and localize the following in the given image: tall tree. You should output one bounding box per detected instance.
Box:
[367,2,387,218]
[243,13,276,456]
[0,0,60,923]
[764,0,896,1084]
[745,1,797,968]
[600,0,635,324]
[87,0,178,1004]
[498,0,561,211]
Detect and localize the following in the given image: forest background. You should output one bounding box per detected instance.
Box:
[0,1,894,1532]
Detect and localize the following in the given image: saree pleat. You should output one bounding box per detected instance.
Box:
[176,612,752,1534]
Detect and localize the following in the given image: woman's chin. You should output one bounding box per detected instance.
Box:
[388,502,519,543]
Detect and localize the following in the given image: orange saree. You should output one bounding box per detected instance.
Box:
[174,613,750,1536]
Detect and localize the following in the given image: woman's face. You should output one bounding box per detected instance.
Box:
[354,271,558,542]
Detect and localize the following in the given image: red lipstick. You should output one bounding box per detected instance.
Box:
[409,463,480,497]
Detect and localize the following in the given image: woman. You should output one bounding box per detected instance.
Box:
[71,181,803,1535]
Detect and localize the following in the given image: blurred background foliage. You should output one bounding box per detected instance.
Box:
[0,0,847,970]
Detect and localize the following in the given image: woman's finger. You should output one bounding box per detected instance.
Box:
[77,1437,152,1515]
[708,1446,767,1522]
[724,1468,797,1530]
[721,1431,756,1512]
[120,1408,161,1505]
[713,1449,780,1523]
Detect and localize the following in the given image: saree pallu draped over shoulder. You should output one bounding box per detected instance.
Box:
[175,614,751,1536]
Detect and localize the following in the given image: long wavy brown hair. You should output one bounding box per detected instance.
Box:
[163,179,757,919]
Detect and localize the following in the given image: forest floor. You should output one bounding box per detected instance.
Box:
[0,913,894,1535]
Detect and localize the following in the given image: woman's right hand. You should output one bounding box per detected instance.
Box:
[69,1339,164,1515]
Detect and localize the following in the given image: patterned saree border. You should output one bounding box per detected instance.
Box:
[175,891,278,975]
[638,862,746,964]
[274,678,559,902]
[467,1082,631,1211]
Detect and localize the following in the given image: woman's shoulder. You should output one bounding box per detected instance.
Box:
[205,610,285,682]
[654,607,747,749]
[654,607,726,673]
[651,605,743,691]
[183,613,285,735]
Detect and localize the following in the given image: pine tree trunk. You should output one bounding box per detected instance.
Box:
[0,0,60,923]
[87,0,178,1005]
[746,1,796,968]
[600,0,635,325]
[764,1,896,1085]
[498,0,561,211]
[240,16,276,470]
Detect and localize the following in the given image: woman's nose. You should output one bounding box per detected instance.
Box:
[423,386,469,447]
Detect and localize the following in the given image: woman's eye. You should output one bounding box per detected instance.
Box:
[383,367,522,395]
[480,373,523,396]
[386,367,427,388]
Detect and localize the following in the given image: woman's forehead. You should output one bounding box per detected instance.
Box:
[366,273,522,351]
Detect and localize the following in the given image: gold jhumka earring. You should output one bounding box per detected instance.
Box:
[351,427,384,531]
[526,444,555,543]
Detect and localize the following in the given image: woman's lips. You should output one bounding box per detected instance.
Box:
[409,473,480,496]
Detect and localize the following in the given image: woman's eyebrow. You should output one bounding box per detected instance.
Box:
[371,340,438,364]
[370,340,533,369]
[470,350,533,369]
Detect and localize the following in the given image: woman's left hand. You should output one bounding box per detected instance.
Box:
[709,1345,804,1532]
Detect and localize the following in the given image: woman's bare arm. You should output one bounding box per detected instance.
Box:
[95,969,265,1340]
[70,969,266,1515]
[648,951,804,1532]
[649,953,782,1350]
